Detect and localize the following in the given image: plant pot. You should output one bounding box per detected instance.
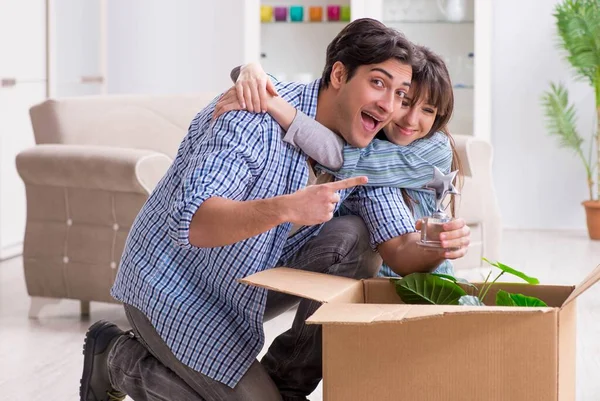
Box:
[582,200,600,240]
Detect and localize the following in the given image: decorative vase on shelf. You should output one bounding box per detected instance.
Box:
[274,7,287,22]
[260,5,273,22]
[327,5,340,21]
[341,5,351,21]
[309,6,323,22]
[437,0,466,22]
[290,6,303,22]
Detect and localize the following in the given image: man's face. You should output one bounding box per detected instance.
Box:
[331,59,412,148]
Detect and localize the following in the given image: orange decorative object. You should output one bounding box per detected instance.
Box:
[309,6,323,22]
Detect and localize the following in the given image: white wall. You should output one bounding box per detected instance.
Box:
[105,0,259,95]
[491,0,596,230]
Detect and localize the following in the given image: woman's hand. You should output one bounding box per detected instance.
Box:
[213,63,278,120]
[416,218,471,260]
[235,62,278,113]
[213,87,243,120]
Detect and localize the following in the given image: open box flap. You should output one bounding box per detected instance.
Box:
[239,267,362,303]
[306,303,553,325]
[562,264,600,308]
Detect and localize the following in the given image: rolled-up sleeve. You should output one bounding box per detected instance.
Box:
[282,110,345,171]
[342,186,416,249]
[167,114,261,249]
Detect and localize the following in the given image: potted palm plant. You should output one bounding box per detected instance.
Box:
[541,0,600,239]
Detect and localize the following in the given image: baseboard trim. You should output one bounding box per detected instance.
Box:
[0,242,23,261]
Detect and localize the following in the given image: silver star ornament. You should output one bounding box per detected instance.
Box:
[423,166,459,212]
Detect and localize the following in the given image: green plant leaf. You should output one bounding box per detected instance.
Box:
[433,273,479,297]
[431,273,458,282]
[456,277,479,291]
[496,290,515,306]
[554,0,600,86]
[541,83,583,151]
[482,258,540,284]
[540,82,593,195]
[431,273,479,290]
[394,273,467,305]
[496,290,548,307]
[495,262,540,285]
[551,0,600,201]
[458,295,484,306]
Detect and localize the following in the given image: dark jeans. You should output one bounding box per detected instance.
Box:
[107,215,382,401]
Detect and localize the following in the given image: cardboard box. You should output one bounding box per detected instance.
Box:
[241,265,600,401]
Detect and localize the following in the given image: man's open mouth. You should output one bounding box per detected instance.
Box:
[360,111,383,132]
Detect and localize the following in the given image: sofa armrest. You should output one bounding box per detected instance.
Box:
[16,144,172,194]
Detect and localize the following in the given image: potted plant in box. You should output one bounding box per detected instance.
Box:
[391,258,547,307]
[541,0,600,239]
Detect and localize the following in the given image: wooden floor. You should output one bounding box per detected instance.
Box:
[1,229,599,400]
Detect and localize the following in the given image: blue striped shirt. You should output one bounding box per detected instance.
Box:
[324,132,455,277]
[111,78,416,387]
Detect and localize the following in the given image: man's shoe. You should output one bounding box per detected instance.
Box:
[79,320,128,401]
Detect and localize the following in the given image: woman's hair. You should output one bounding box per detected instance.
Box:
[411,46,454,141]
[321,18,413,88]
[399,45,463,217]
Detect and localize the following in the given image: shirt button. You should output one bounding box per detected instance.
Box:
[63,256,69,264]
[113,223,119,231]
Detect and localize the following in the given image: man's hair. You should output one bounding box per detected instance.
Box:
[321,18,413,88]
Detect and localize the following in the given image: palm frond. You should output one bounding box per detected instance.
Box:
[554,0,600,85]
[541,82,584,151]
[541,82,594,199]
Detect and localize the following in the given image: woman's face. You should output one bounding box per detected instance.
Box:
[383,86,438,146]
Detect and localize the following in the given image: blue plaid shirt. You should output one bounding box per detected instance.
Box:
[111,79,415,387]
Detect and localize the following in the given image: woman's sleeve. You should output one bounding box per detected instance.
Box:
[319,132,453,189]
[282,110,345,171]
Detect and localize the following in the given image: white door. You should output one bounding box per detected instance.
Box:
[0,0,47,82]
[0,0,47,258]
[48,0,106,97]
[0,83,45,257]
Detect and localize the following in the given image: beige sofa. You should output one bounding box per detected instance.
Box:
[16,94,501,318]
